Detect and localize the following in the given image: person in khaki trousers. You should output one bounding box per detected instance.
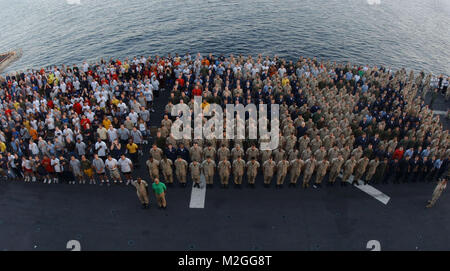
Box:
[152,178,167,209]
[353,157,369,185]
[365,157,379,185]
[426,177,447,208]
[146,156,160,181]
[302,156,317,189]
[314,158,329,187]
[342,156,357,187]
[246,157,260,187]
[328,155,344,185]
[160,156,174,185]
[262,157,276,188]
[289,156,304,187]
[132,177,149,209]
[190,160,202,188]
[232,156,245,188]
[174,156,188,187]
[202,156,216,187]
[276,158,290,188]
[218,157,231,188]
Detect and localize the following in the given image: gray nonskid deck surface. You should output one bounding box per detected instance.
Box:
[0,90,448,251]
[0,179,449,251]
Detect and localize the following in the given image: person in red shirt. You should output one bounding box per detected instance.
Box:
[4,108,12,117]
[73,101,82,115]
[192,84,202,96]
[393,147,404,160]
[41,156,54,184]
[176,75,185,88]
[80,115,91,130]
[47,100,54,109]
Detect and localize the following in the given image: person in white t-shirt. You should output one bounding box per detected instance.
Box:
[29,140,40,156]
[118,154,133,185]
[105,155,122,184]
[22,156,33,182]
[95,138,107,159]
[50,155,61,184]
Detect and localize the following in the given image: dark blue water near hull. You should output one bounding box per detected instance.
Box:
[0,0,449,75]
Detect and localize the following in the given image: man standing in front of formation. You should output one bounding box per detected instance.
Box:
[133,177,149,209]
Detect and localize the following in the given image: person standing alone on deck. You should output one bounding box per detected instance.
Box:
[426,177,447,208]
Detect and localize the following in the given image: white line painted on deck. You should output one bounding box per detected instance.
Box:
[432,110,447,115]
[189,174,206,208]
[340,174,391,205]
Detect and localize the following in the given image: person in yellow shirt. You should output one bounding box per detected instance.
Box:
[23,119,31,130]
[0,141,6,153]
[111,97,120,106]
[48,73,54,85]
[102,117,112,130]
[201,99,210,114]
[282,76,290,87]
[126,139,139,167]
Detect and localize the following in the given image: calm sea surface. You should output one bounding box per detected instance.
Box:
[1,0,449,75]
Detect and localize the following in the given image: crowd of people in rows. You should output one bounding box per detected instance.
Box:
[0,53,449,191]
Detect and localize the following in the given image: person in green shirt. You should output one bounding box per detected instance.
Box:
[152,178,167,209]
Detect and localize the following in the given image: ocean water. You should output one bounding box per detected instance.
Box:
[0,0,449,75]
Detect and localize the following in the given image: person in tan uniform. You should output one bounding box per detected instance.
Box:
[301,147,312,161]
[298,134,310,152]
[189,143,203,162]
[314,146,327,162]
[273,148,286,164]
[314,158,330,187]
[246,157,260,187]
[426,177,447,208]
[232,156,246,188]
[218,157,231,188]
[287,149,300,162]
[132,177,149,209]
[246,145,260,162]
[217,144,230,162]
[202,156,216,187]
[310,135,322,153]
[174,156,188,187]
[231,145,244,161]
[302,156,316,189]
[364,157,379,185]
[342,156,357,186]
[328,155,344,185]
[149,144,163,161]
[146,156,160,180]
[160,156,174,185]
[353,156,370,185]
[161,115,172,131]
[285,134,297,151]
[203,144,216,161]
[262,156,276,187]
[289,156,304,187]
[276,157,290,188]
[260,150,272,164]
[190,160,202,188]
